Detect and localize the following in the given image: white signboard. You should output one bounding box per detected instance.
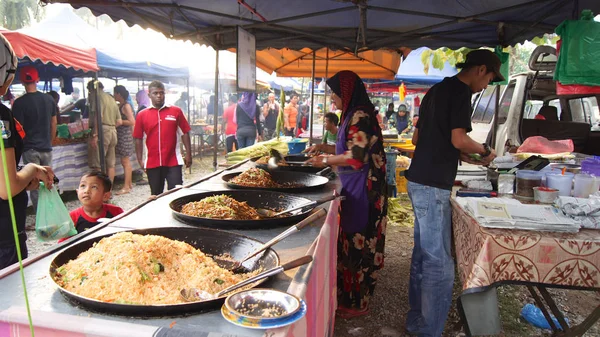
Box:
[237,26,256,92]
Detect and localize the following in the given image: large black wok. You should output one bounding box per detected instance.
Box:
[252,155,323,174]
[49,227,279,316]
[222,170,329,192]
[170,190,314,229]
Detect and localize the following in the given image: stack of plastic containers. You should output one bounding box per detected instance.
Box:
[546,172,574,196]
[577,157,600,197]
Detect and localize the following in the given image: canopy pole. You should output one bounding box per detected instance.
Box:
[213,49,220,172]
[309,50,316,144]
[186,77,191,122]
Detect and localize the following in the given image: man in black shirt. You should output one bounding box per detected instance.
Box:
[12,66,57,211]
[404,49,499,336]
[262,93,279,140]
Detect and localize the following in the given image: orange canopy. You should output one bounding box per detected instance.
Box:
[255,48,400,80]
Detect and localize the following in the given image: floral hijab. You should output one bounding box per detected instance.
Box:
[326,70,375,122]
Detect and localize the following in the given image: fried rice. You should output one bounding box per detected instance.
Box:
[53,232,259,305]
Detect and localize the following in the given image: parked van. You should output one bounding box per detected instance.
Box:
[469,45,600,156]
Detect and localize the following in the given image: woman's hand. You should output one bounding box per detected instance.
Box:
[306,155,328,168]
[27,164,54,189]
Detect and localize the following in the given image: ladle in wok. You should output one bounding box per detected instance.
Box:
[256,193,342,218]
[216,208,326,272]
[180,255,313,302]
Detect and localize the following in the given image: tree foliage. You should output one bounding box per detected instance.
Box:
[0,0,44,30]
[420,33,558,77]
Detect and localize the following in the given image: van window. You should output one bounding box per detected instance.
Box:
[569,97,599,127]
[524,99,561,120]
[472,86,497,124]
[497,83,515,125]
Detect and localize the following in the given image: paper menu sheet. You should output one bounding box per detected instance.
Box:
[458,197,579,232]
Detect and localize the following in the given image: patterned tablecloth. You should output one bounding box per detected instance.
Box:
[451,198,600,293]
[48,143,140,192]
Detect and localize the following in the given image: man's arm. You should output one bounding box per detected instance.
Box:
[412,128,419,145]
[135,138,144,171]
[451,128,486,154]
[262,103,269,118]
[283,107,290,129]
[181,133,192,168]
[50,115,57,142]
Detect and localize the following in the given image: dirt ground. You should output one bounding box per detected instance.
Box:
[23,162,600,337]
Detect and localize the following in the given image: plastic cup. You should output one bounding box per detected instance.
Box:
[545,172,574,197]
[573,174,596,198]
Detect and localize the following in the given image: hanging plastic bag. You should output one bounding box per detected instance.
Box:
[35,182,77,241]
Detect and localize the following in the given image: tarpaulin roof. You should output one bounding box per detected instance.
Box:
[1,29,98,78]
[96,50,189,80]
[21,8,189,81]
[44,0,600,51]
[256,48,400,80]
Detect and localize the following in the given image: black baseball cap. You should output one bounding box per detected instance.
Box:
[456,49,505,82]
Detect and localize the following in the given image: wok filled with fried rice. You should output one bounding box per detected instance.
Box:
[50,227,279,316]
[169,190,316,229]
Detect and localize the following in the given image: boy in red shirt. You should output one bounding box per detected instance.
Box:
[70,171,123,234]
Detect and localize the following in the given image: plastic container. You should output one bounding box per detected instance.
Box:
[581,158,600,177]
[546,172,574,197]
[498,174,515,195]
[533,187,560,204]
[515,170,543,199]
[287,138,308,154]
[573,174,597,198]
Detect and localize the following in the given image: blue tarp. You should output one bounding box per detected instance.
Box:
[96,50,189,80]
[63,1,600,51]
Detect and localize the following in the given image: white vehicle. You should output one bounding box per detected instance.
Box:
[469,46,600,156]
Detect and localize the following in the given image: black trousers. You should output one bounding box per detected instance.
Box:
[0,239,27,270]
[226,135,238,153]
[146,165,183,195]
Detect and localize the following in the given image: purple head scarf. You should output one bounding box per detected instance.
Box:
[136,89,150,108]
[238,92,257,119]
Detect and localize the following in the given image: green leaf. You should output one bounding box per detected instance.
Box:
[432,51,445,70]
[213,278,225,285]
[531,36,546,46]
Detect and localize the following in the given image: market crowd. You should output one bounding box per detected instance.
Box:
[1,32,504,336]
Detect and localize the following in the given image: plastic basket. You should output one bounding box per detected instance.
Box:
[287,139,308,154]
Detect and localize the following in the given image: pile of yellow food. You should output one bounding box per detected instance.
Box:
[181,195,260,220]
[230,168,280,188]
[53,232,258,305]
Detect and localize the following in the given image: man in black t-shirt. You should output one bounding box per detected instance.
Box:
[404,50,500,336]
[12,66,57,212]
[262,93,280,140]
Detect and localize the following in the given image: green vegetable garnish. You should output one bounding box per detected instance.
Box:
[213,278,225,285]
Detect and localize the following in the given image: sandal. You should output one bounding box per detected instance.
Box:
[115,189,131,195]
[336,306,369,319]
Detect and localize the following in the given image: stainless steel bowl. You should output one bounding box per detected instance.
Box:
[225,288,300,321]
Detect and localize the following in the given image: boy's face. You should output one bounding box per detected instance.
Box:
[77,176,110,207]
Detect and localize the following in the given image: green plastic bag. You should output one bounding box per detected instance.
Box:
[35,182,77,241]
[56,124,70,139]
[554,10,600,86]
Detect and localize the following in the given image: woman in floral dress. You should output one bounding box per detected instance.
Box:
[308,70,388,318]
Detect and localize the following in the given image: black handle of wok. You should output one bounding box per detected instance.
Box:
[281,255,313,271]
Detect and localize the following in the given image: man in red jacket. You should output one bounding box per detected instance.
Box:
[133,80,192,196]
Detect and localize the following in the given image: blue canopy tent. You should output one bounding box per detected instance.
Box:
[96,50,189,82]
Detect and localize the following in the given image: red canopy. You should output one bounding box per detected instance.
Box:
[1,30,98,72]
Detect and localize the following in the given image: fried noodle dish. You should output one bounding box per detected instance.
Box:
[181,195,260,220]
[255,156,288,166]
[53,232,260,305]
[230,168,301,188]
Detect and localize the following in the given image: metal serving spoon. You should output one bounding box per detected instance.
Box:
[216,208,326,273]
[180,255,313,302]
[256,193,342,218]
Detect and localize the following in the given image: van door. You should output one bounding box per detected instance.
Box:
[469,85,502,144]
